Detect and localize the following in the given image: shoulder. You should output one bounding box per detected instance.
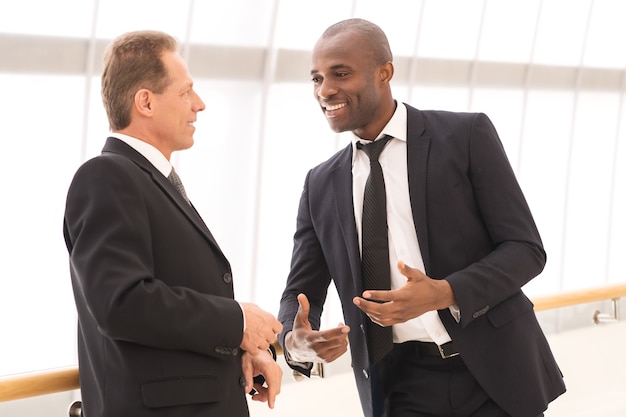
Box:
[405,103,489,129]
[68,152,153,203]
[403,104,497,143]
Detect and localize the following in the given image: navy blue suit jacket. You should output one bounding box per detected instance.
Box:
[278,105,565,417]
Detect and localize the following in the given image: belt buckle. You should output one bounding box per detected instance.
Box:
[437,343,460,359]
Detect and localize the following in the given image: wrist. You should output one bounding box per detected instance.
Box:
[437,279,457,308]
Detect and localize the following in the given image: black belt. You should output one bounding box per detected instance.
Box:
[416,341,459,359]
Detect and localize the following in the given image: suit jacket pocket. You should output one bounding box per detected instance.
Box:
[142,375,223,408]
[486,291,534,328]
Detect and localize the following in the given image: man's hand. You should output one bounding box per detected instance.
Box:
[285,293,350,363]
[241,350,282,408]
[353,260,457,327]
[240,303,283,355]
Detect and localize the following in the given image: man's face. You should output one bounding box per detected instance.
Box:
[310,31,387,140]
[151,51,205,156]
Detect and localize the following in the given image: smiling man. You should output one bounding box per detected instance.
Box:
[64,30,282,417]
[277,18,565,417]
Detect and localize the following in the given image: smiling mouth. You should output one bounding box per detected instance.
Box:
[324,103,347,111]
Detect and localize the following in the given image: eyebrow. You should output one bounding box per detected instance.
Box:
[310,64,353,76]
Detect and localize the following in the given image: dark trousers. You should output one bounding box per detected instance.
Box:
[371,342,543,417]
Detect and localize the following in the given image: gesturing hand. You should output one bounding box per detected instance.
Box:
[285,293,350,363]
[353,260,457,327]
[240,303,283,355]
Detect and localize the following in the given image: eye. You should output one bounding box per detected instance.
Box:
[336,72,348,78]
[311,76,321,83]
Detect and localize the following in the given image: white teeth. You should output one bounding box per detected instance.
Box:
[325,103,347,111]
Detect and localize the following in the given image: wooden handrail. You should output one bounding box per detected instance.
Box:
[1,283,625,403]
[532,283,626,312]
[0,366,79,403]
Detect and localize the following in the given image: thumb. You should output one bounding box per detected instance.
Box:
[295,293,311,327]
[397,260,419,280]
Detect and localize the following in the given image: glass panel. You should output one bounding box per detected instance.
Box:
[0,0,95,37]
[254,83,346,316]
[95,0,192,41]
[561,91,621,290]
[0,74,83,375]
[274,0,354,50]
[533,0,593,66]
[517,90,575,296]
[607,98,626,282]
[410,86,470,112]
[416,0,485,60]
[175,79,265,303]
[582,0,626,68]
[477,0,542,63]
[189,0,275,47]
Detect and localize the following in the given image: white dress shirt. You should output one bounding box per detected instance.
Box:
[351,103,453,345]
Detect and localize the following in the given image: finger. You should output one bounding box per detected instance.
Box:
[354,296,384,313]
[266,380,279,409]
[362,289,393,303]
[317,325,350,341]
[272,319,283,335]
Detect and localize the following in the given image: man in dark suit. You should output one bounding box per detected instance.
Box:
[64,30,282,417]
[277,18,566,417]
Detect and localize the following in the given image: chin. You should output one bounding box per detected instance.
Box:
[327,122,349,133]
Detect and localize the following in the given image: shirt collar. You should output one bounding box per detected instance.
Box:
[110,132,173,177]
[351,101,407,155]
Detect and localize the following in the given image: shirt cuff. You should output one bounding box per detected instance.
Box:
[449,304,461,322]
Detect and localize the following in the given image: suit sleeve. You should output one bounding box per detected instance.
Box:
[441,113,546,328]
[277,169,333,376]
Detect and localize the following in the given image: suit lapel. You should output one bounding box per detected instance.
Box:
[101,137,224,253]
[152,170,223,251]
[405,105,432,273]
[331,144,363,291]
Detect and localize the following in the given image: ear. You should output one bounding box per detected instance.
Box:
[134,88,154,117]
[379,61,394,84]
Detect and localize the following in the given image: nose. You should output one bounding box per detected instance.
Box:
[193,90,206,112]
[316,79,336,100]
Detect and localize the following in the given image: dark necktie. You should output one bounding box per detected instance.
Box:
[357,135,393,364]
[168,167,191,205]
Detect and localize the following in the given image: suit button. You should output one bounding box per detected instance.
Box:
[222,272,232,284]
[239,376,246,387]
[360,324,365,333]
[362,369,369,379]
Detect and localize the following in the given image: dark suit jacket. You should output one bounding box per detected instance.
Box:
[64,138,249,417]
[278,105,566,417]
